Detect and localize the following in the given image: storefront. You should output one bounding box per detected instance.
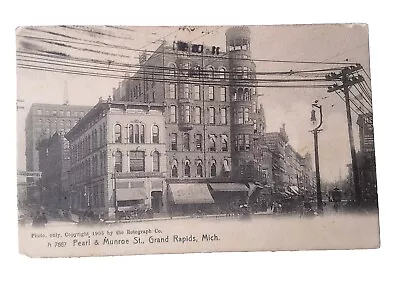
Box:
[207,183,248,215]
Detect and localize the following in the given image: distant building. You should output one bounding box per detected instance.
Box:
[265,124,313,192]
[37,132,70,210]
[356,113,377,206]
[25,103,91,172]
[65,100,167,219]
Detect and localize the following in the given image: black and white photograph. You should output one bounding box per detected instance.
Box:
[16,24,380,257]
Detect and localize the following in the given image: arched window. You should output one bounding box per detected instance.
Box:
[244,88,250,100]
[152,125,159,143]
[134,124,140,143]
[114,151,122,172]
[172,160,178,177]
[194,107,201,124]
[152,151,160,172]
[184,160,191,177]
[219,67,226,79]
[206,66,214,79]
[168,63,176,77]
[114,124,122,143]
[183,133,190,151]
[128,124,134,143]
[210,160,217,177]
[221,135,228,152]
[140,124,145,143]
[237,88,244,101]
[209,135,216,152]
[196,160,203,177]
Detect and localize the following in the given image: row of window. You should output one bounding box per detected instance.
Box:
[72,184,106,209]
[170,105,228,125]
[228,39,250,51]
[167,64,227,80]
[235,134,252,151]
[71,151,107,185]
[170,133,229,152]
[70,124,107,163]
[36,109,86,118]
[113,124,160,144]
[233,107,251,125]
[170,159,230,178]
[114,150,160,173]
[169,84,227,102]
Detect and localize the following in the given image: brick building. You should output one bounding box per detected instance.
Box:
[65,99,167,219]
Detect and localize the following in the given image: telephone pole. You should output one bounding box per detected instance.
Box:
[310,102,323,212]
[327,64,364,207]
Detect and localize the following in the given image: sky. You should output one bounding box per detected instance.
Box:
[16,24,371,182]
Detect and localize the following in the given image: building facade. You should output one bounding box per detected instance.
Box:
[113,26,265,184]
[65,100,167,219]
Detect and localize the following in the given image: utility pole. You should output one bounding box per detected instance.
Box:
[327,64,364,207]
[310,102,323,212]
[342,69,362,206]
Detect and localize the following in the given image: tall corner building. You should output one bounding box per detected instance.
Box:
[115,26,266,183]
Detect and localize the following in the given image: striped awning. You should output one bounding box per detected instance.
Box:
[169,183,214,205]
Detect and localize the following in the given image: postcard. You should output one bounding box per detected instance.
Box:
[16,24,379,258]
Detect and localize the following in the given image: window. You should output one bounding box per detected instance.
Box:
[221,108,227,125]
[220,87,226,102]
[114,151,123,172]
[238,108,244,124]
[60,110,64,116]
[195,134,202,151]
[80,111,84,117]
[172,159,178,177]
[66,111,71,117]
[183,133,190,151]
[245,134,250,151]
[208,86,214,100]
[209,107,215,124]
[169,83,176,99]
[222,135,228,152]
[196,160,203,177]
[206,66,214,79]
[244,88,250,100]
[184,160,191,177]
[134,124,140,143]
[129,151,145,172]
[37,109,42,115]
[74,112,78,117]
[171,133,177,151]
[152,151,160,172]
[237,134,245,151]
[152,125,159,144]
[237,88,243,101]
[219,68,226,79]
[115,124,122,143]
[252,100,257,113]
[140,124,145,143]
[52,110,57,116]
[169,64,176,76]
[170,105,177,123]
[45,110,50,116]
[194,85,200,100]
[210,160,217,177]
[184,105,191,123]
[128,124,134,143]
[183,84,189,99]
[194,107,201,124]
[209,135,216,152]
[244,108,249,123]
[253,120,257,132]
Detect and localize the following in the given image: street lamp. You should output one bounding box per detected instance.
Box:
[310,102,323,212]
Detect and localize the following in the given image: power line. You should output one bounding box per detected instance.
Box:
[17,51,347,77]
[17,33,357,66]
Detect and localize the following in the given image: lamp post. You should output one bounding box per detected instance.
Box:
[310,102,323,212]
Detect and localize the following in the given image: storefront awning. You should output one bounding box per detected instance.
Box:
[208,183,249,192]
[169,184,214,205]
[116,188,147,201]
